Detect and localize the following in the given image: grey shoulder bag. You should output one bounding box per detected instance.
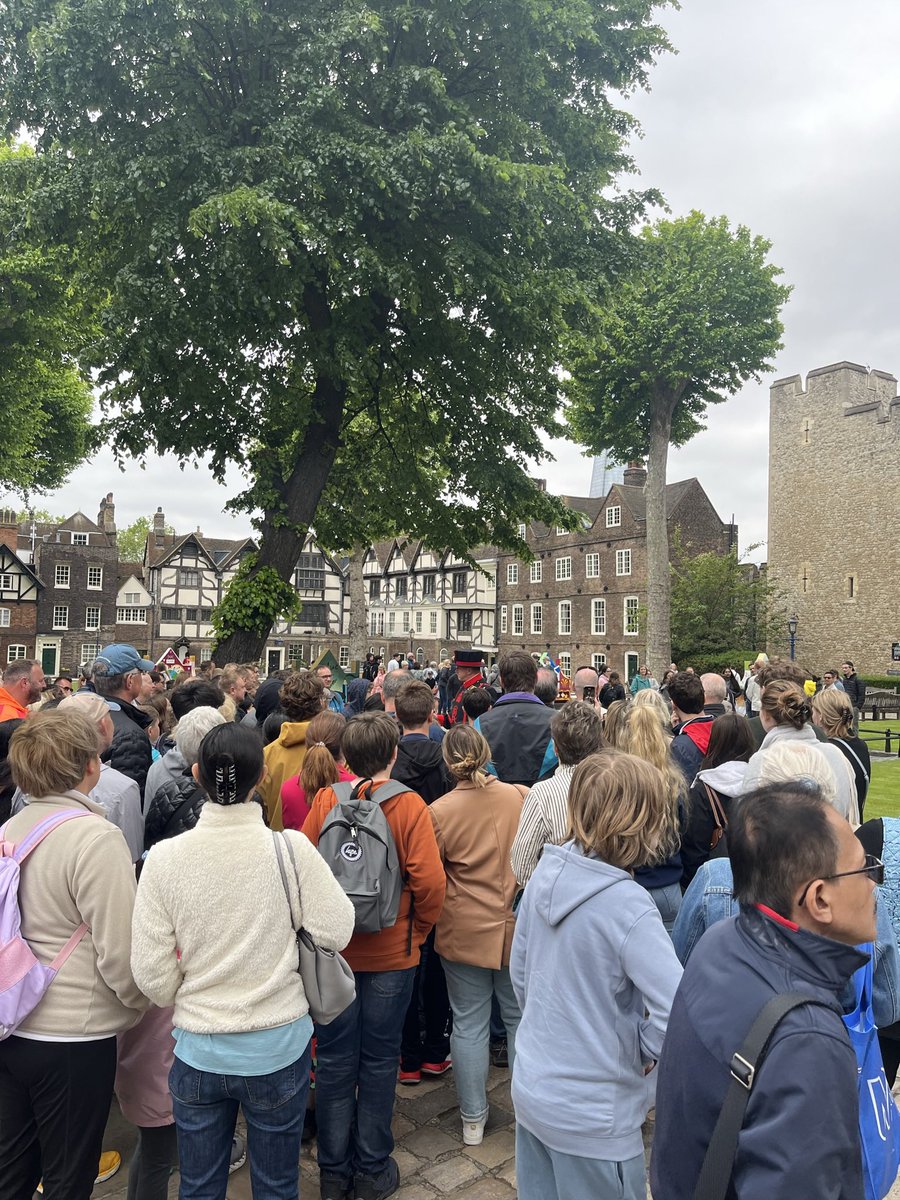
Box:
[273,832,356,1026]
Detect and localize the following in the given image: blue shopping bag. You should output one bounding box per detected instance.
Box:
[844,946,900,1200]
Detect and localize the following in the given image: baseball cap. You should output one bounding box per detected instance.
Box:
[96,644,155,674]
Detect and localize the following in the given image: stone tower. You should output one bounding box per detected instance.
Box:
[768,361,900,675]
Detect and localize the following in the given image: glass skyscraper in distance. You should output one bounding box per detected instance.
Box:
[588,450,626,498]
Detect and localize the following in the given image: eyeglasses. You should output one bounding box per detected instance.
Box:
[798,854,884,906]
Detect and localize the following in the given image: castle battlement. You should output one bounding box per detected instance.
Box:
[771,360,899,420]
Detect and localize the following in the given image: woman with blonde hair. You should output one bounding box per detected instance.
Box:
[511,749,682,1200]
[812,687,870,818]
[602,698,628,748]
[742,680,858,822]
[622,689,685,931]
[429,724,525,1146]
[281,710,355,830]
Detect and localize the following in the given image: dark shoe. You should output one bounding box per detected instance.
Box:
[320,1177,352,1200]
[490,1038,509,1068]
[353,1157,400,1200]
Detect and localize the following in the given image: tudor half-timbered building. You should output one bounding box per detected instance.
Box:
[0,510,42,668]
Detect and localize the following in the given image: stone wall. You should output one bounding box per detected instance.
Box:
[768,361,900,676]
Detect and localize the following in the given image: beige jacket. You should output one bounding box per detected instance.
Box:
[428,778,524,969]
[4,792,147,1038]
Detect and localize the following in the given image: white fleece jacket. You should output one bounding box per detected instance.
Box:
[131,801,354,1033]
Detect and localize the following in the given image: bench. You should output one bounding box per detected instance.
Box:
[864,691,900,720]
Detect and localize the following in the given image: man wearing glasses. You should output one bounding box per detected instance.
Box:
[652,782,887,1200]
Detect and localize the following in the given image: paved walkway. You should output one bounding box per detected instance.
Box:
[90,1062,900,1198]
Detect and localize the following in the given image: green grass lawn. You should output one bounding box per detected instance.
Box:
[864,759,900,820]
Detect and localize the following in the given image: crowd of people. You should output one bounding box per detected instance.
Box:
[0,640,894,1200]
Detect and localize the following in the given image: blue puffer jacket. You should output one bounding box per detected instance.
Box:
[474,693,557,786]
[653,907,868,1200]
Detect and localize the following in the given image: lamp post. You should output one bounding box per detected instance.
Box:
[787,615,798,662]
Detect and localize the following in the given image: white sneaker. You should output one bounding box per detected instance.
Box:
[462,1116,487,1146]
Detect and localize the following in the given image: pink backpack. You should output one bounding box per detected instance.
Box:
[0,810,91,1040]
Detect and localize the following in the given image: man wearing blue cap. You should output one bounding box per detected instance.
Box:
[91,644,156,800]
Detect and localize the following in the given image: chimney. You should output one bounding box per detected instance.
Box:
[623,461,647,487]
[97,492,116,534]
[0,508,17,553]
[153,507,166,547]
[532,478,547,492]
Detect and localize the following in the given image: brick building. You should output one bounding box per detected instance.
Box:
[768,361,900,676]
[0,510,41,668]
[29,496,120,678]
[495,467,737,681]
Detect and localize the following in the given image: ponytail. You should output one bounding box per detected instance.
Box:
[197,724,264,806]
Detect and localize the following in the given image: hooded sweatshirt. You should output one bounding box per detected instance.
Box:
[510,842,683,1160]
[391,734,454,805]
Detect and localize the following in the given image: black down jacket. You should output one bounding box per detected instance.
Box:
[104,698,153,800]
[143,771,205,851]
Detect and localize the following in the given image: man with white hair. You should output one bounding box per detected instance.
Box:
[701,672,730,718]
[142,707,226,849]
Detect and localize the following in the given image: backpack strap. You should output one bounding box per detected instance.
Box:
[833,738,870,785]
[692,992,831,1200]
[6,810,92,865]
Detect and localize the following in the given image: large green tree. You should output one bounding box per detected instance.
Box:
[1,0,672,661]
[0,144,93,495]
[568,212,790,673]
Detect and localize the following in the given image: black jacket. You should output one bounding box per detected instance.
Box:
[474,693,557,786]
[391,735,454,805]
[143,771,205,850]
[599,681,626,707]
[103,697,153,800]
[842,672,866,708]
[652,907,867,1200]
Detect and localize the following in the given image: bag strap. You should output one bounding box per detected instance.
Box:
[833,738,870,785]
[160,791,200,840]
[7,810,91,865]
[272,832,299,931]
[693,993,831,1200]
[703,783,728,834]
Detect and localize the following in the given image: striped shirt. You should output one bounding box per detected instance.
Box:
[510,764,575,886]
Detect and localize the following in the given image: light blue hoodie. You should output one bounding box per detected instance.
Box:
[510,842,683,1160]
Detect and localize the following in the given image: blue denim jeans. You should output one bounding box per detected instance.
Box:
[169,1044,311,1200]
[441,959,521,1122]
[315,967,416,1188]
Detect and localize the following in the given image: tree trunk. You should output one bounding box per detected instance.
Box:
[645,394,675,676]
[212,372,347,665]
[346,543,368,674]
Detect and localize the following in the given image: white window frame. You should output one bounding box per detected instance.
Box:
[530,560,542,584]
[339,646,350,669]
[0,573,13,591]
[559,653,572,677]
[87,566,103,590]
[415,610,422,633]
[123,591,142,605]
[592,653,607,672]
[500,605,508,635]
[388,611,396,633]
[85,606,101,631]
[179,568,200,588]
[558,601,572,635]
[512,604,524,636]
[517,523,526,539]
[81,642,101,663]
[606,506,621,528]
[0,608,9,628]
[507,563,519,585]
[116,607,147,623]
[402,611,410,632]
[7,644,26,663]
[592,598,607,636]
[624,595,639,635]
[54,564,70,588]
[585,553,600,579]
[52,604,69,630]
[71,532,88,546]
[616,548,632,576]
[555,556,572,582]
[530,603,543,635]
[429,610,438,634]
[556,526,567,536]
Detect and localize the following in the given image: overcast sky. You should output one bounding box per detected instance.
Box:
[11,0,900,556]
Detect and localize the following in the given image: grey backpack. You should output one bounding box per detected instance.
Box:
[317,779,407,934]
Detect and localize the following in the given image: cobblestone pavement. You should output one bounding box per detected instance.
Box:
[90,1063,900,1199]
